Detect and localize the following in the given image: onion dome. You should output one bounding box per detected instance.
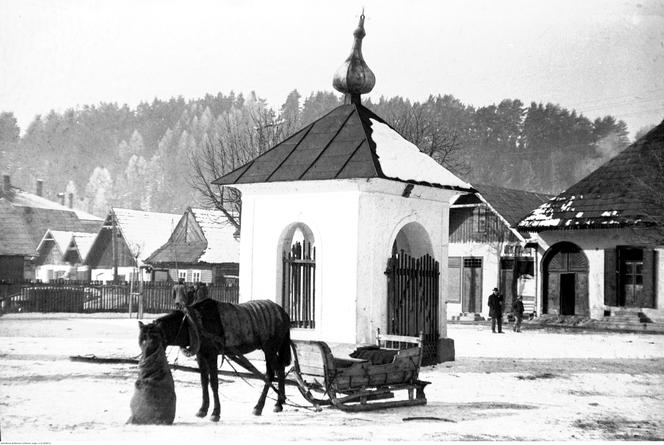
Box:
[333,12,376,104]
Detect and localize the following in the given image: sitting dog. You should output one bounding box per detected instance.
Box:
[127,321,176,425]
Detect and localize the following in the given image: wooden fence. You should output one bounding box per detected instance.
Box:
[0,280,239,315]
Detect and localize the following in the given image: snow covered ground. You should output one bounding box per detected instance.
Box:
[1,313,663,442]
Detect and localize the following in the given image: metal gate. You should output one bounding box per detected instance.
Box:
[385,250,439,365]
[283,240,316,329]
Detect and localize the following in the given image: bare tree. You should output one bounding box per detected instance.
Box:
[189,106,294,229]
[384,103,470,177]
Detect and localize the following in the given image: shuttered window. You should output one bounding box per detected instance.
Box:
[447,257,462,303]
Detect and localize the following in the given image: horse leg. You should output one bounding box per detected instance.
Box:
[274,361,286,413]
[208,355,221,422]
[196,354,210,418]
[252,353,275,416]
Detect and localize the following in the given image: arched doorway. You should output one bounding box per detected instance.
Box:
[542,242,589,316]
[279,223,316,329]
[386,222,439,365]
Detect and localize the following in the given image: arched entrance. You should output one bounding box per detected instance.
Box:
[278,223,316,329]
[386,222,439,365]
[542,242,589,316]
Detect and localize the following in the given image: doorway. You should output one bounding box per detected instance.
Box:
[560,273,575,315]
[542,242,589,316]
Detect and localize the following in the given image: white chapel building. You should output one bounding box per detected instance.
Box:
[213,14,472,363]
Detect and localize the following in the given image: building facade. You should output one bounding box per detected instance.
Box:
[519,121,664,321]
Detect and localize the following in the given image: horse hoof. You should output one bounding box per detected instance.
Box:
[252,408,263,416]
[210,415,220,422]
[273,405,283,413]
[196,410,207,418]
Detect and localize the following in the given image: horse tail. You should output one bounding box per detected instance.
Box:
[279,327,292,367]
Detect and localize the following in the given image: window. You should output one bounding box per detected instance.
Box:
[620,248,644,306]
[474,206,487,233]
[447,257,462,303]
[464,257,483,268]
[178,270,187,281]
[192,271,201,283]
[282,225,316,329]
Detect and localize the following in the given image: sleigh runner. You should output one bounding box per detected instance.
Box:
[289,330,430,412]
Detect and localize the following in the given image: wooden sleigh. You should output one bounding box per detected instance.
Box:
[289,329,430,412]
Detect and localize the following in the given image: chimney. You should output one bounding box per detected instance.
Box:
[36,179,43,197]
[68,192,74,209]
[57,192,65,206]
[2,175,10,194]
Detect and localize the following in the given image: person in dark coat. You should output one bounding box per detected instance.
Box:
[512,295,525,332]
[487,287,504,333]
[172,277,188,309]
[194,282,209,303]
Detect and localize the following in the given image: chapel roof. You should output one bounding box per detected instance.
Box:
[213,102,472,191]
[518,119,664,232]
[213,13,472,192]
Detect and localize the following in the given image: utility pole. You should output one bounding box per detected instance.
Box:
[112,211,118,283]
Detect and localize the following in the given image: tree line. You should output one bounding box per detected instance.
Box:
[0,90,640,220]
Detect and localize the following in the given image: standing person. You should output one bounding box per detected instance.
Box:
[512,295,525,332]
[172,277,188,309]
[487,287,504,333]
[194,282,208,303]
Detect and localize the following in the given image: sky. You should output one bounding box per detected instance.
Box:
[0,0,663,139]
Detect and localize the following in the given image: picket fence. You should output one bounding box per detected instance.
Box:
[0,280,239,315]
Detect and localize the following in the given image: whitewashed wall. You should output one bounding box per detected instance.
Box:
[234,178,458,345]
[533,228,663,319]
[446,243,501,318]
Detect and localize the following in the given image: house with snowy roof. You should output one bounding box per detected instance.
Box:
[212,14,472,363]
[518,120,664,322]
[448,184,552,320]
[0,175,102,280]
[145,207,240,284]
[85,208,180,282]
[33,230,98,282]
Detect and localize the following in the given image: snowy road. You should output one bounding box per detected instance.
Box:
[1,314,663,441]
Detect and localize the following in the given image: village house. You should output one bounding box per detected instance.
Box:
[519,120,664,323]
[448,184,551,320]
[212,15,472,363]
[33,230,97,281]
[84,208,180,282]
[146,207,240,284]
[0,175,102,280]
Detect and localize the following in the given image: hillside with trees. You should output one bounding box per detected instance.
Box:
[0,90,633,219]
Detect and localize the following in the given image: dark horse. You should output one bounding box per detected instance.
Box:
[145,298,291,421]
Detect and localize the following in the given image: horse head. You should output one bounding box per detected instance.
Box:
[149,309,201,356]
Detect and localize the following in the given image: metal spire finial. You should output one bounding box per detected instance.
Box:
[332,10,376,104]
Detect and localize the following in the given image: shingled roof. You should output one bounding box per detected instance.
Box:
[472,184,552,227]
[519,120,664,232]
[0,199,35,256]
[108,208,181,262]
[0,183,102,253]
[63,232,97,264]
[213,103,472,192]
[147,208,239,265]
